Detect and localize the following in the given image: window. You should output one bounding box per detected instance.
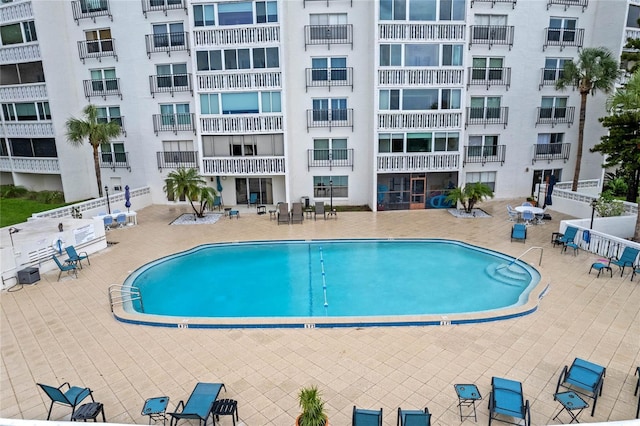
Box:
[536,133,564,155]
[2,102,50,121]
[0,61,45,85]
[314,176,348,198]
[540,97,567,118]
[628,4,640,28]
[309,14,348,40]
[200,94,220,114]
[434,132,459,151]
[197,50,222,71]
[472,57,504,81]
[9,138,57,157]
[80,0,108,13]
[253,47,279,68]
[468,135,498,156]
[222,93,259,114]
[100,142,126,164]
[218,1,253,25]
[0,21,36,45]
[152,23,184,48]
[156,63,188,88]
[96,106,122,126]
[442,44,463,66]
[193,4,215,26]
[403,89,437,110]
[197,47,279,71]
[313,138,347,160]
[378,133,404,153]
[312,98,347,121]
[410,0,436,21]
[256,1,277,23]
[440,0,465,20]
[85,28,113,53]
[405,44,439,66]
[160,103,190,125]
[224,48,251,70]
[202,134,283,157]
[261,92,281,112]
[543,58,570,82]
[378,132,459,153]
[311,57,347,81]
[469,97,501,119]
[90,68,117,92]
[548,17,577,42]
[379,0,406,20]
[473,15,507,41]
[380,44,402,66]
[231,138,257,156]
[440,89,461,109]
[407,133,432,152]
[466,171,496,191]
[380,89,459,110]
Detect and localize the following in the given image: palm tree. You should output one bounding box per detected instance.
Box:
[556,47,619,192]
[65,104,121,197]
[445,182,494,213]
[164,167,217,218]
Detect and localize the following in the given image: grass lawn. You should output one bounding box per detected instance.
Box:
[0,198,66,228]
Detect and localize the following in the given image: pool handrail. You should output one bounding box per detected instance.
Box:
[108,284,143,313]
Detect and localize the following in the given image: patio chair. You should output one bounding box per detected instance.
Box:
[65,245,90,269]
[277,202,289,225]
[555,357,606,416]
[535,207,547,224]
[212,196,222,211]
[248,193,258,207]
[511,223,526,243]
[552,226,578,248]
[397,407,431,426]
[506,205,518,222]
[314,201,326,220]
[291,202,303,224]
[103,215,113,231]
[52,255,78,281]
[521,209,535,225]
[522,201,533,207]
[488,376,530,426]
[37,382,94,420]
[169,382,226,426]
[632,265,640,281]
[608,246,640,277]
[116,213,127,228]
[353,406,382,426]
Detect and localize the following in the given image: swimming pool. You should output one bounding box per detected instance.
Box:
[116,239,544,328]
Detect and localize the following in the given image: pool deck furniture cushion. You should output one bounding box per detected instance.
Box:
[65,245,90,269]
[71,402,106,422]
[37,382,94,420]
[397,407,430,426]
[52,255,78,281]
[555,357,605,416]
[608,246,640,277]
[563,242,579,256]
[589,261,612,278]
[142,396,169,425]
[277,203,289,225]
[353,406,382,426]
[212,398,238,426]
[169,382,226,426]
[510,224,526,243]
[228,210,239,219]
[488,376,530,426]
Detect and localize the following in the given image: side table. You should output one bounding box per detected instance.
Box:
[454,384,482,422]
[142,396,169,425]
[71,402,106,422]
[553,391,588,423]
[212,399,238,426]
[257,205,266,215]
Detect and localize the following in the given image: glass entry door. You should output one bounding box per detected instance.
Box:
[235,178,273,205]
[410,175,426,209]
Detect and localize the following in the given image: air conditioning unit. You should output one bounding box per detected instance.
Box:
[113,185,122,191]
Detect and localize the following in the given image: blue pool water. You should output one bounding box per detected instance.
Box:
[123,239,540,321]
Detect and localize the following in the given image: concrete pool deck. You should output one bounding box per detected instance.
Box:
[1,200,639,425]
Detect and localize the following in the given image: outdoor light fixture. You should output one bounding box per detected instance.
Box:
[8,227,20,247]
[329,179,333,212]
[105,185,111,215]
[590,199,598,229]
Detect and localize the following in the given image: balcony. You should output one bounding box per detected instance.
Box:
[197,71,281,91]
[547,0,588,11]
[99,151,130,171]
[0,157,60,174]
[141,0,186,18]
[467,67,511,89]
[539,68,565,89]
[3,122,54,137]
[532,143,571,164]
[150,74,192,97]
[465,107,508,128]
[152,113,195,135]
[71,0,112,24]
[543,28,584,50]
[379,68,463,86]
[304,24,353,50]
[145,32,189,58]
[0,44,40,63]
[307,149,354,170]
[202,156,286,175]
[156,151,198,170]
[463,145,506,166]
[193,25,280,47]
[469,25,514,49]
[0,1,33,21]
[376,153,460,172]
[378,23,465,41]
[377,112,462,130]
[306,68,353,91]
[306,109,353,131]
[0,83,47,101]
[536,107,575,127]
[470,0,516,7]
[83,78,122,100]
[77,39,117,63]
[200,115,283,133]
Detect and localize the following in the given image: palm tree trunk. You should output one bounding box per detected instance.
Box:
[572,90,589,192]
[93,144,103,197]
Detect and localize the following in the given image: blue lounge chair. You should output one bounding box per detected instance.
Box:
[65,245,90,269]
[169,382,226,426]
[353,406,382,426]
[488,377,530,426]
[511,223,526,243]
[553,226,578,248]
[37,382,94,420]
[556,357,605,416]
[397,407,430,426]
[52,255,78,281]
[609,246,640,277]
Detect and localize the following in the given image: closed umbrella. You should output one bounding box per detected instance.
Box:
[216,176,223,205]
[544,175,556,207]
[124,185,131,212]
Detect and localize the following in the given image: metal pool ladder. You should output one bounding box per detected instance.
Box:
[108,284,143,312]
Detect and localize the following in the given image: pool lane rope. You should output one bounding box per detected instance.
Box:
[319,247,329,312]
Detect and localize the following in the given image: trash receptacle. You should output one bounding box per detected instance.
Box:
[301,196,310,209]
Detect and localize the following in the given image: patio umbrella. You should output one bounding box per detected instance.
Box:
[544,175,556,207]
[124,185,131,213]
[216,176,224,205]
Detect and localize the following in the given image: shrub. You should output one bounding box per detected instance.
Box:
[0,185,28,198]
[595,191,625,217]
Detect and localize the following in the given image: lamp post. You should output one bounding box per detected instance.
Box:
[105,185,111,214]
[329,179,333,212]
[590,199,598,229]
[8,227,20,247]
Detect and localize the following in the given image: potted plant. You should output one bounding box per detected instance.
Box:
[296,385,328,426]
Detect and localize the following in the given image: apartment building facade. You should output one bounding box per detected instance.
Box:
[0,0,637,211]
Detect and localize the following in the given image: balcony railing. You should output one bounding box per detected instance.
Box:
[152,113,195,134]
[197,71,281,91]
[543,28,584,50]
[305,68,353,91]
[71,0,112,24]
[0,1,33,21]
[547,0,588,11]
[200,115,283,133]
[145,32,189,57]
[377,153,460,172]
[463,145,506,166]
[304,24,353,49]
[307,149,354,170]
[83,78,122,100]
[470,0,516,7]
[149,74,192,96]
[156,151,198,170]
[467,67,511,89]
[306,109,353,131]
[0,157,60,173]
[0,83,48,101]
[141,0,186,17]
[532,142,571,164]
[378,68,464,86]
[202,156,286,175]
[535,106,575,127]
[377,112,462,129]
[539,67,565,89]
[193,26,280,47]
[469,25,514,49]
[99,152,130,171]
[303,0,352,7]
[465,107,508,128]
[0,44,41,63]
[77,39,117,63]
[3,122,54,137]
[378,23,465,41]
